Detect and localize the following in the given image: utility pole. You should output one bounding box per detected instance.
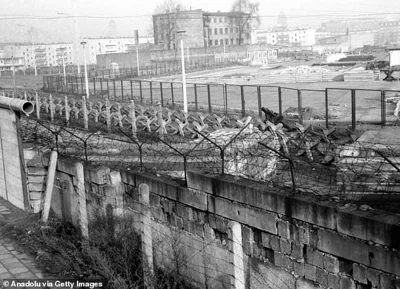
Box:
[177,30,187,113]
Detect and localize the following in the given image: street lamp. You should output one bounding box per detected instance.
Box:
[17,24,37,76]
[176,30,187,113]
[80,41,89,100]
[136,46,140,76]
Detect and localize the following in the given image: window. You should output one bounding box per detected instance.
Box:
[214,28,218,35]
[209,40,213,46]
[225,39,229,45]
[215,40,218,45]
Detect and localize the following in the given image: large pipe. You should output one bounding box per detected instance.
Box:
[0,96,34,115]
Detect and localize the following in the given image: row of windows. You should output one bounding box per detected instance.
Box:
[210,27,240,35]
[208,38,245,46]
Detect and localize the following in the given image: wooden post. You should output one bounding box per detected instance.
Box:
[75,162,89,239]
[240,85,245,117]
[297,90,303,125]
[41,151,58,223]
[170,82,175,109]
[121,79,124,101]
[139,184,154,288]
[257,86,262,118]
[207,84,212,113]
[150,81,153,105]
[194,84,198,112]
[160,82,164,106]
[325,88,329,129]
[278,87,282,115]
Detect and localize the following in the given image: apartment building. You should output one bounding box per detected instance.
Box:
[256,28,316,46]
[0,57,24,72]
[152,9,253,49]
[376,19,400,45]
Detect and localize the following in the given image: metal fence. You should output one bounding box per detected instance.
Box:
[42,75,400,129]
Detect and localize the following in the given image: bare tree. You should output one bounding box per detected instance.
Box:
[153,0,185,50]
[230,0,260,45]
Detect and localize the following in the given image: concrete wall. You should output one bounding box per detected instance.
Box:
[0,108,27,209]
[27,155,400,288]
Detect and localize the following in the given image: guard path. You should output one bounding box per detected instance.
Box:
[0,201,50,285]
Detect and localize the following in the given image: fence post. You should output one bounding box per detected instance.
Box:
[207,84,212,113]
[121,79,124,101]
[278,87,282,115]
[240,85,245,117]
[160,82,164,106]
[139,81,143,105]
[75,162,89,239]
[224,83,228,115]
[93,78,96,95]
[65,95,70,122]
[351,89,356,130]
[150,81,153,105]
[130,80,134,100]
[171,82,175,109]
[381,90,386,127]
[35,92,40,119]
[257,86,262,118]
[194,84,198,112]
[41,150,58,223]
[106,100,111,133]
[75,75,79,95]
[49,94,54,122]
[139,183,154,288]
[228,221,245,289]
[130,100,137,139]
[113,79,116,100]
[325,88,329,129]
[297,90,303,125]
[80,77,84,95]
[82,95,88,130]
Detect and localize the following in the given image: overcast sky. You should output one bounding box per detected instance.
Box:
[0,0,398,43]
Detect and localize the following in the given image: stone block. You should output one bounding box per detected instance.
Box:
[328,273,340,289]
[204,224,215,240]
[27,175,46,184]
[187,170,213,194]
[280,239,291,255]
[120,170,136,186]
[316,267,328,287]
[294,261,305,277]
[291,198,337,230]
[109,171,121,185]
[251,259,295,289]
[177,188,207,211]
[84,165,110,185]
[324,254,340,274]
[380,273,394,289]
[352,264,367,284]
[277,219,290,239]
[305,263,317,282]
[307,247,324,269]
[57,158,78,176]
[282,254,294,272]
[150,193,160,207]
[261,232,271,248]
[292,241,304,260]
[175,203,185,218]
[366,267,380,288]
[29,192,42,200]
[274,251,284,267]
[296,278,321,289]
[242,226,254,255]
[27,167,47,176]
[28,183,45,192]
[340,276,356,289]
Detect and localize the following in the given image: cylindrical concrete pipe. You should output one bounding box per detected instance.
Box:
[0,96,34,115]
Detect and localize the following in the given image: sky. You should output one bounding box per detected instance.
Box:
[0,0,398,43]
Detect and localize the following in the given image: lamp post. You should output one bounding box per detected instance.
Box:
[80,41,89,100]
[176,30,187,113]
[60,46,67,87]
[17,24,37,76]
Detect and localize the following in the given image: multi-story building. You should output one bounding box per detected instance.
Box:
[152,9,253,49]
[0,57,24,72]
[376,19,400,45]
[320,19,379,34]
[3,43,74,69]
[256,28,316,46]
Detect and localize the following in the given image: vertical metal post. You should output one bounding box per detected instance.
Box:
[75,75,79,94]
[130,80,134,100]
[139,80,143,104]
[171,82,175,109]
[160,82,164,106]
[240,85,245,117]
[106,79,110,100]
[297,90,303,125]
[121,79,124,100]
[278,86,282,115]
[149,81,153,105]
[224,83,228,115]
[113,79,116,100]
[351,89,356,130]
[207,84,212,113]
[80,76,84,95]
[257,86,262,118]
[194,84,198,112]
[325,88,329,129]
[381,90,386,127]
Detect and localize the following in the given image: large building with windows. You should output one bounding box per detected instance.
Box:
[152,9,254,49]
[256,28,316,46]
